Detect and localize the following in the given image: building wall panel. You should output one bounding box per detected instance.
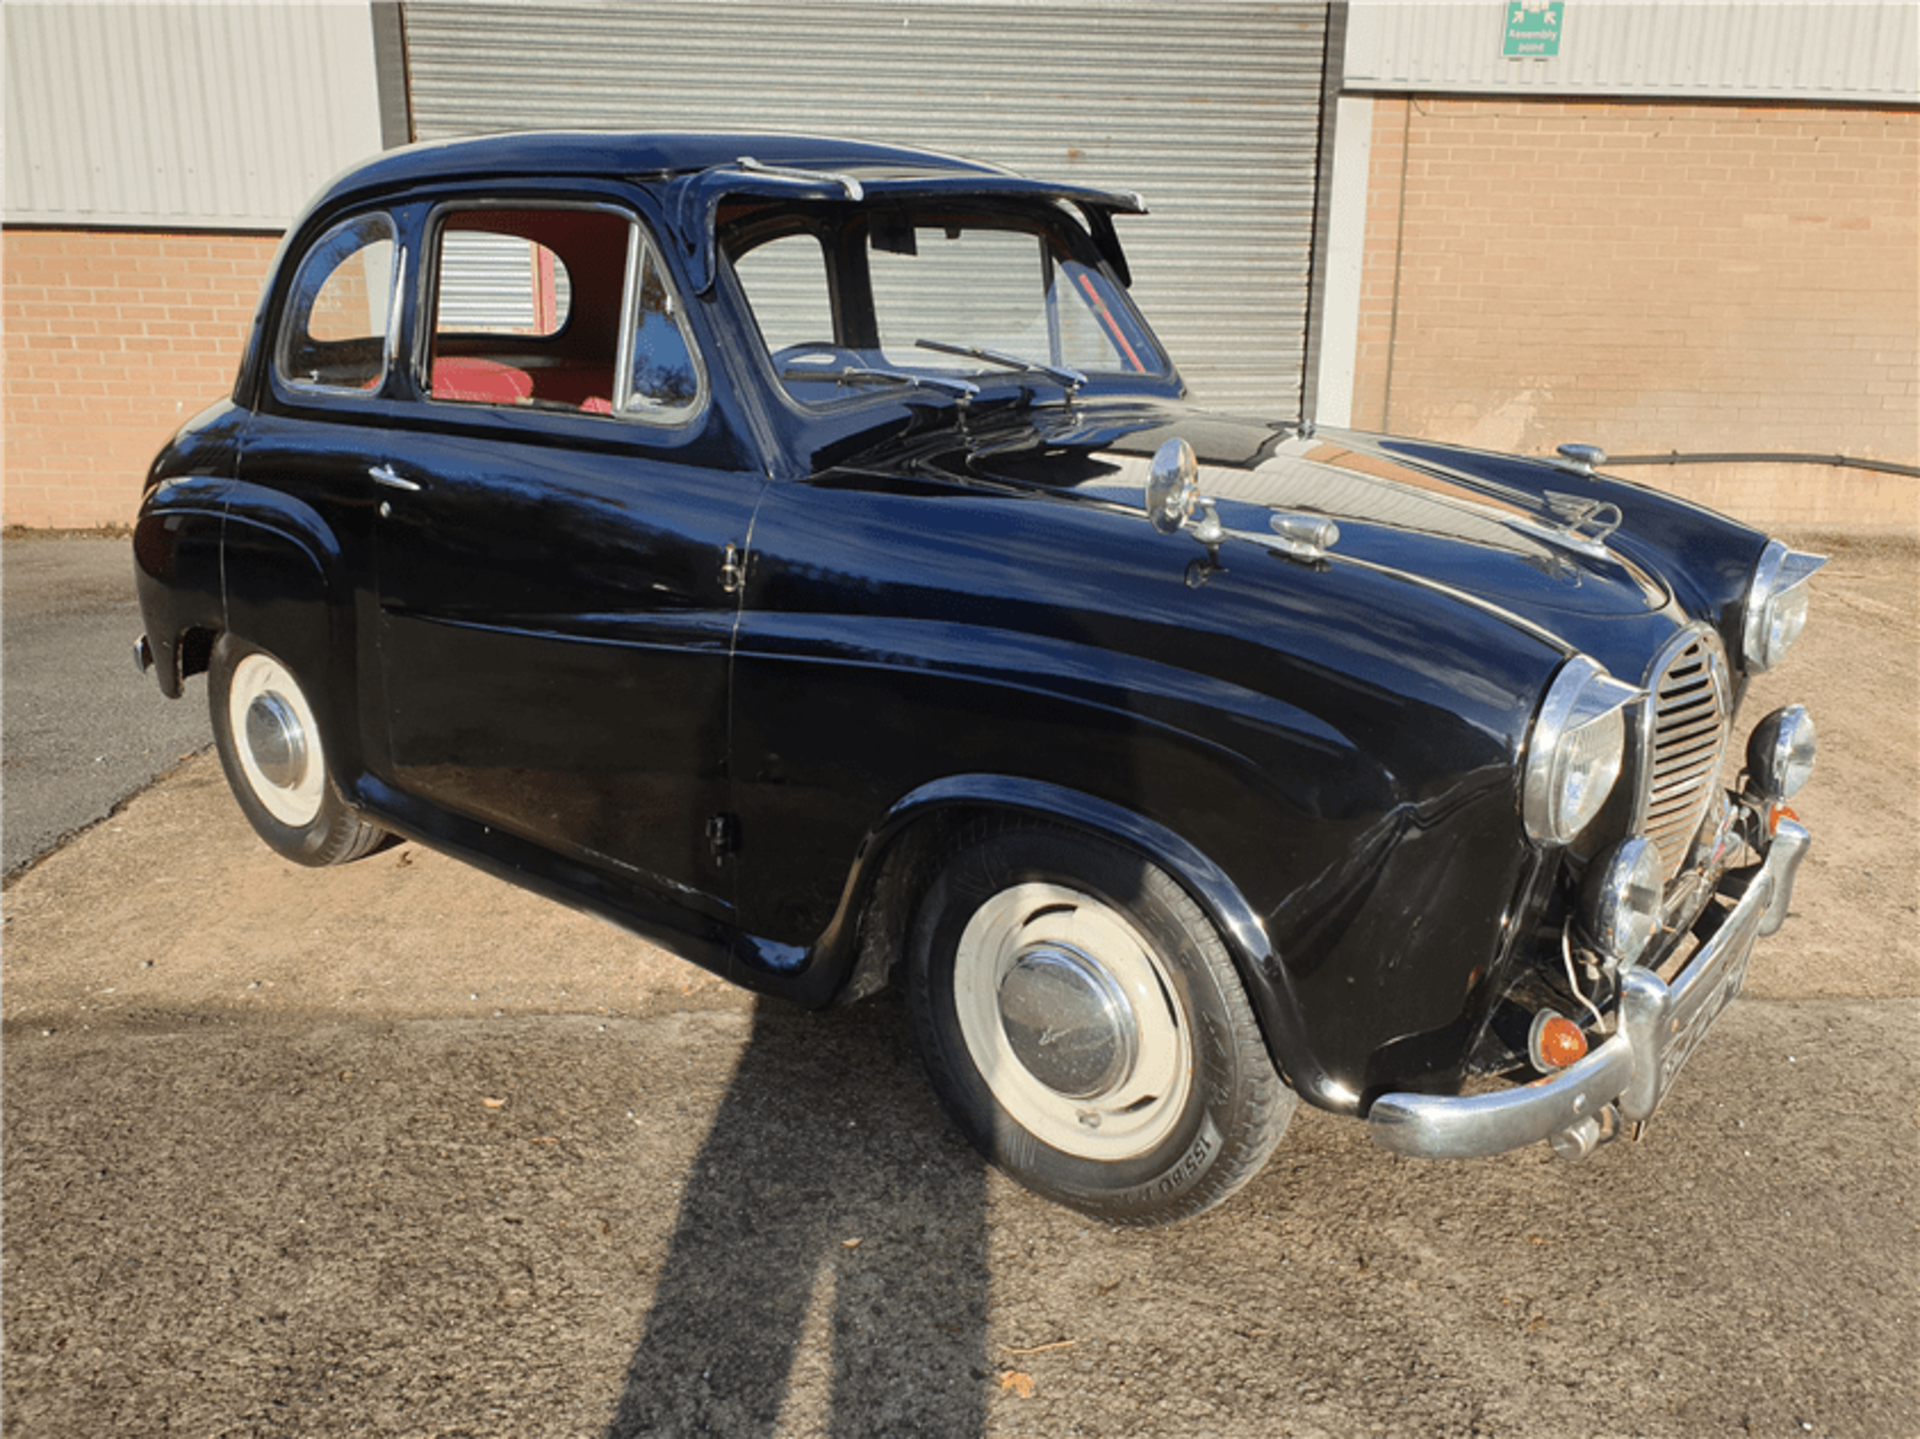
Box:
[1350,99,1919,476]
[1345,1,1918,103]
[401,0,1329,413]
[4,2,382,228]
[3,231,279,528]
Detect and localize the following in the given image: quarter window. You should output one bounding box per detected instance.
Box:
[275,213,397,393]
[628,243,700,417]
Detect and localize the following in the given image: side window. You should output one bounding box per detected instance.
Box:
[275,213,396,393]
[425,206,702,423]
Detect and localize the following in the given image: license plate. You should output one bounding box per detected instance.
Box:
[1655,910,1760,1102]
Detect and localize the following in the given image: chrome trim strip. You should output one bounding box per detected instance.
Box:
[613,222,641,415]
[1369,809,1808,1160]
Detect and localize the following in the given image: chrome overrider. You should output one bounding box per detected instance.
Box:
[1368,802,1811,1162]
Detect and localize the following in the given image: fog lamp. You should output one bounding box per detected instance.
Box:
[1581,836,1665,967]
[1529,1010,1590,1072]
[1746,704,1816,803]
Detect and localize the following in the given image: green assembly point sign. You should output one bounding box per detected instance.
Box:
[1503,1,1565,58]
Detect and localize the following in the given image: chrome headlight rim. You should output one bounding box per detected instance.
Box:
[1580,835,1665,968]
[1523,655,1640,847]
[1742,539,1826,673]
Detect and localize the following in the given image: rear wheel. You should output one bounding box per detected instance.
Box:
[209,636,385,867]
[907,821,1293,1226]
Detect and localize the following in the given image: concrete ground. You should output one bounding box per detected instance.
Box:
[2,529,1916,1438]
[2,535,212,874]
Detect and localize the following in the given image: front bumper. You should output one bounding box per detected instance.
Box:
[1367,812,1811,1161]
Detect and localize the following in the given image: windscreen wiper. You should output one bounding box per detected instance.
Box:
[914,340,1086,397]
[780,364,980,406]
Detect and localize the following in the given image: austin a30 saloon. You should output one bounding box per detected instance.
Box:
[134,133,1821,1224]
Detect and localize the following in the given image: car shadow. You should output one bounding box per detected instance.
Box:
[604,991,991,1438]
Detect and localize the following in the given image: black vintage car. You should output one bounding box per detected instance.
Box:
[135,133,1821,1225]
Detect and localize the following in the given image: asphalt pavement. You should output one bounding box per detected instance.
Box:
[1,534,212,873]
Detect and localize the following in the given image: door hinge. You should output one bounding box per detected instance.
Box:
[720,542,747,594]
[706,813,738,864]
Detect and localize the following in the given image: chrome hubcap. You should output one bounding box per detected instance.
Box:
[953,881,1191,1161]
[244,692,309,792]
[227,652,327,829]
[997,943,1137,1100]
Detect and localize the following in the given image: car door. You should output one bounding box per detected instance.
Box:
[368,197,763,925]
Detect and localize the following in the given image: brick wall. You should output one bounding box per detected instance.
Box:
[4,229,279,529]
[1352,99,1920,473]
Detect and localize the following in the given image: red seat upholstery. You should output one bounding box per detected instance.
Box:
[431,356,533,404]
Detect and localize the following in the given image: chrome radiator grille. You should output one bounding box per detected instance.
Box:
[1640,631,1732,879]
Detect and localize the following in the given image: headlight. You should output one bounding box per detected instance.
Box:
[1523,656,1639,846]
[1746,704,1817,802]
[1742,540,1825,672]
[1581,836,1665,967]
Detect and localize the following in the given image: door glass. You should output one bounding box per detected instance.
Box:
[424,206,701,422]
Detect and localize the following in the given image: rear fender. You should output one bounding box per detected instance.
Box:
[132,477,231,698]
[218,483,364,784]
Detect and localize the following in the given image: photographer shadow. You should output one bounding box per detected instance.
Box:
[605,992,990,1438]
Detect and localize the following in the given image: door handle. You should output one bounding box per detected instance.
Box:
[370,464,422,492]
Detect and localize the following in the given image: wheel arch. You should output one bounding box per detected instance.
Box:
[821,773,1335,1107]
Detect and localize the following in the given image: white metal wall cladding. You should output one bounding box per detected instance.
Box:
[400,1,1329,414]
[3,2,382,228]
[1345,0,1919,102]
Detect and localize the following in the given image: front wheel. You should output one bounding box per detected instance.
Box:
[209,636,385,867]
[907,821,1294,1226]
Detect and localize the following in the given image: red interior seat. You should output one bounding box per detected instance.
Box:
[431,357,533,404]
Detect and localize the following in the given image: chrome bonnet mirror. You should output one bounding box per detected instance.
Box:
[1146,438,1199,534]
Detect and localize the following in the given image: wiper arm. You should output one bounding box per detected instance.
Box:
[780,364,979,405]
[914,339,1086,396]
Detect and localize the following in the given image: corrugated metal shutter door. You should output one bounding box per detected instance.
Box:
[402,2,1327,415]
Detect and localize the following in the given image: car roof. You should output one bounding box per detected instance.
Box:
[309,131,1020,211]
[302,130,1150,292]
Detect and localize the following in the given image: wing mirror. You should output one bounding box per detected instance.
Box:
[1146,439,1223,544]
[1145,437,1338,567]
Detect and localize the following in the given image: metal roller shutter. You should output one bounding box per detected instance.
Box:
[401,1,1327,414]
